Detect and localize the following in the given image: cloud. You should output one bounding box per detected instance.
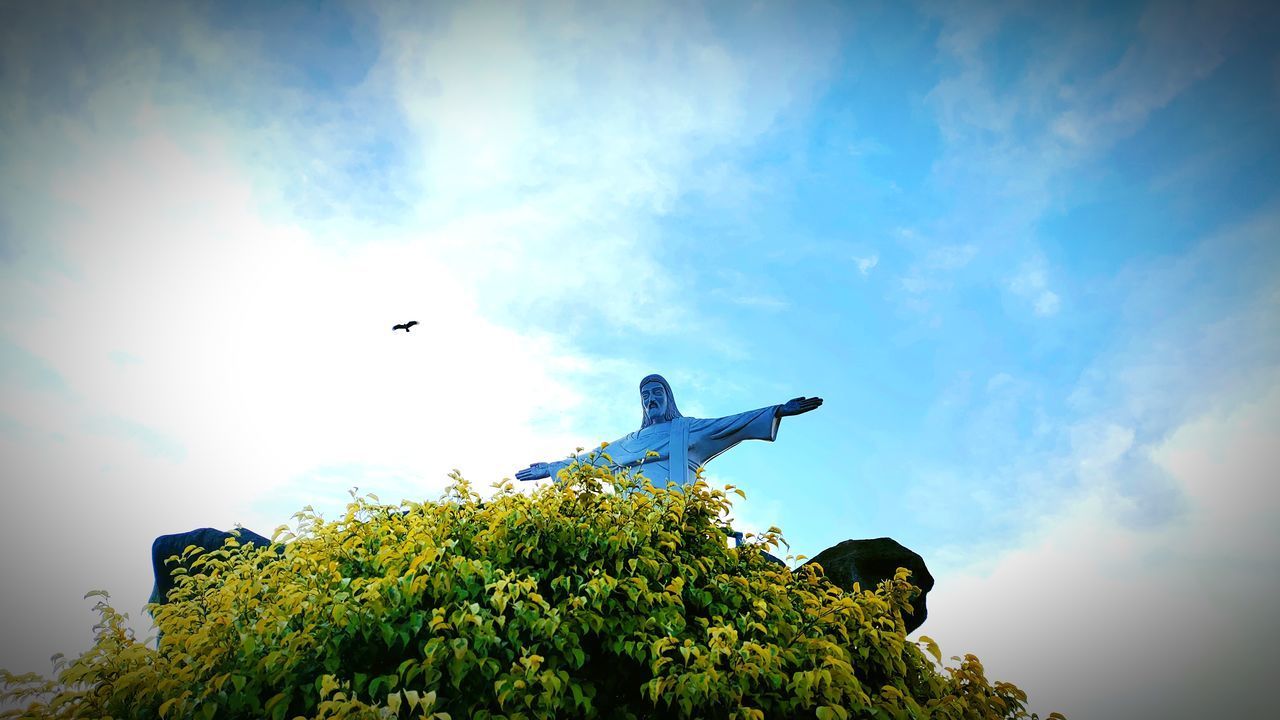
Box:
[920,202,1280,718]
[926,0,1241,192]
[923,244,978,271]
[853,254,879,276]
[1274,51,1280,112]
[368,1,842,338]
[0,337,68,393]
[914,0,1255,321]
[721,293,790,311]
[708,269,790,311]
[924,373,1280,719]
[0,1,848,678]
[1047,0,1243,151]
[1007,258,1061,316]
[0,105,594,674]
[893,235,979,312]
[882,1,1272,343]
[1032,292,1060,316]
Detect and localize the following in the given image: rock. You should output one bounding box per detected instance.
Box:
[149,527,274,605]
[802,537,934,634]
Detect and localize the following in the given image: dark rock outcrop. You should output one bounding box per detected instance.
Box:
[149,527,273,605]
[802,537,934,634]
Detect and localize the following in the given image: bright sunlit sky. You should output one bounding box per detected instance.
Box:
[3,1,1279,717]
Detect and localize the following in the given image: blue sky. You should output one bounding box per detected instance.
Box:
[2,2,1278,717]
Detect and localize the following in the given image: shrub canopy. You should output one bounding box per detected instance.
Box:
[2,452,1064,719]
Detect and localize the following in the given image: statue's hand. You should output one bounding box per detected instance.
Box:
[777,396,823,417]
[515,462,551,481]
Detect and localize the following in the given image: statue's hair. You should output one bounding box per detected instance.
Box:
[639,374,683,428]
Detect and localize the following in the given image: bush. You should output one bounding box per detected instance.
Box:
[1,454,1064,719]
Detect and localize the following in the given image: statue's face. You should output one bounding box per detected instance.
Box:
[640,381,668,421]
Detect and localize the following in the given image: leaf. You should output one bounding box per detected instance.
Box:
[265,692,289,720]
[919,635,943,664]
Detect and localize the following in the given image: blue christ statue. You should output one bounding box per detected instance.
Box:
[515,374,822,486]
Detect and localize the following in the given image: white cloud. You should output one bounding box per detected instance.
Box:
[893,242,978,318]
[917,0,1244,321]
[1047,1,1241,153]
[708,269,790,311]
[0,1,847,678]
[927,0,1237,185]
[903,189,1280,717]
[923,373,1280,720]
[723,293,790,311]
[1032,291,1060,316]
[888,225,983,313]
[924,244,978,271]
[0,105,594,674]
[1069,421,1136,478]
[853,254,879,276]
[900,275,934,295]
[918,202,1280,718]
[1273,51,1280,113]
[368,1,840,337]
[1008,258,1061,316]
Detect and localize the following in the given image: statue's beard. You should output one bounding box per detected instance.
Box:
[639,388,679,428]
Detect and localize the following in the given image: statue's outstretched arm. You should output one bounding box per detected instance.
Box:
[776,396,823,418]
[515,462,551,481]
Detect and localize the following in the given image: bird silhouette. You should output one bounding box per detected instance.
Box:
[392,321,419,332]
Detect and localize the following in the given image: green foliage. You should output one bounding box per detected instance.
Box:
[2,455,1064,719]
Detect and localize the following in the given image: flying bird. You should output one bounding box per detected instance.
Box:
[392,321,419,332]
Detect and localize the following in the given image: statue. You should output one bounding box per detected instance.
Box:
[514,374,933,632]
[515,374,822,486]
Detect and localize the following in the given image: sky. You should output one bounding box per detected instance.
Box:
[1,1,1278,717]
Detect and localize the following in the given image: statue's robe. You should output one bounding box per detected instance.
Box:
[545,405,781,485]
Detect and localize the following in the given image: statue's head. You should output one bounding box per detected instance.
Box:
[639,374,682,428]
